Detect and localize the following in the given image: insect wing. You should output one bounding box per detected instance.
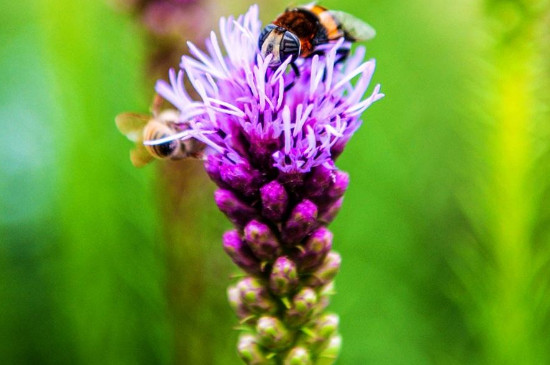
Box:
[330,10,376,41]
[130,145,154,168]
[115,113,149,142]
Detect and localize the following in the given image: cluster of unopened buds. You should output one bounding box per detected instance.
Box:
[117,5,383,364]
[222,171,345,364]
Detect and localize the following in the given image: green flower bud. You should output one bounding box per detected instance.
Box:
[315,335,342,365]
[312,282,335,316]
[305,252,341,287]
[303,313,340,353]
[285,287,318,328]
[256,316,292,351]
[283,346,312,365]
[227,285,252,320]
[314,313,339,340]
[237,333,275,365]
[237,277,278,314]
[244,220,282,261]
[269,256,299,296]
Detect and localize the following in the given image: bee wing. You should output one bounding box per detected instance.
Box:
[115,113,149,142]
[130,144,154,168]
[330,10,376,41]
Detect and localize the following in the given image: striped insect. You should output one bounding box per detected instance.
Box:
[259,3,376,67]
[116,95,204,167]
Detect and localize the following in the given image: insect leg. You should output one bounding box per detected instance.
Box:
[284,61,301,91]
[335,48,350,65]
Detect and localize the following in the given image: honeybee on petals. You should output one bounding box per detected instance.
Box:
[259,3,376,67]
[116,95,205,167]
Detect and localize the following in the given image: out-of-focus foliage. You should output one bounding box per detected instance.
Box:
[2,0,169,363]
[1,0,549,364]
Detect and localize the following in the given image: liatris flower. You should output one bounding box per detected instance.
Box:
[141,5,383,364]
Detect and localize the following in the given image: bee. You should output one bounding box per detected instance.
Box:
[259,3,376,67]
[116,95,205,167]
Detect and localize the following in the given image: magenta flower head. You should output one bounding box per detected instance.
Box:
[120,4,383,364]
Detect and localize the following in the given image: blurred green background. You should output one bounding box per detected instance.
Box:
[1,0,549,364]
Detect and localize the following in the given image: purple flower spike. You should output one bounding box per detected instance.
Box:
[214,189,257,227]
[260,180,289,222]
[283,200,318,244]
[244,220,281,261]
[129,5,384,363]
[297,227,333,272]
[269,256,299,296]
[223,230,261,275]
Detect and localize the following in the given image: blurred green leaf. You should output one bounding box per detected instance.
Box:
[34,0,169,363]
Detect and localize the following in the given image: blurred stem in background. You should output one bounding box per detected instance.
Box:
[454,1,550,364]
[112,0,231,363]
[110,1,267,363]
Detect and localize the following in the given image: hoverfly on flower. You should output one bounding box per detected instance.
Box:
[259,3,376,67]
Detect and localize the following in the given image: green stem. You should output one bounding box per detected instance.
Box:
[483,2,547,363]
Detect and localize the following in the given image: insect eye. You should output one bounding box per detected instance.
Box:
[279,31,301,62]
[155,140,179,158]
[258,24,277,50]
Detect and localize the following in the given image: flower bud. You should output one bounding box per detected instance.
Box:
[237,277,277,314]
[249,135,281,169]
[318,197,343,225]
[269,256,298,296]
[315,335,342,365]
[283,200,318,244]
[244,220,281,261]
[283,346,312,365]
[204,154,225,187]
[278,171,305,191]
[220,159,261,198]
[313,282,335,316]
[223,230,261,275]
[314,295,330,317]
[285,287,317,328]
[256,316,292,351]
[327,171,349,200]
[237,333,275,365]
[297,227,333,272]
[314,313,339,340]
[305,252,341,287]
[228,285,253,320]
[305,164,334,199]
[260,180,288,222]
[303,314,340,353]
[215,189,257,227]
